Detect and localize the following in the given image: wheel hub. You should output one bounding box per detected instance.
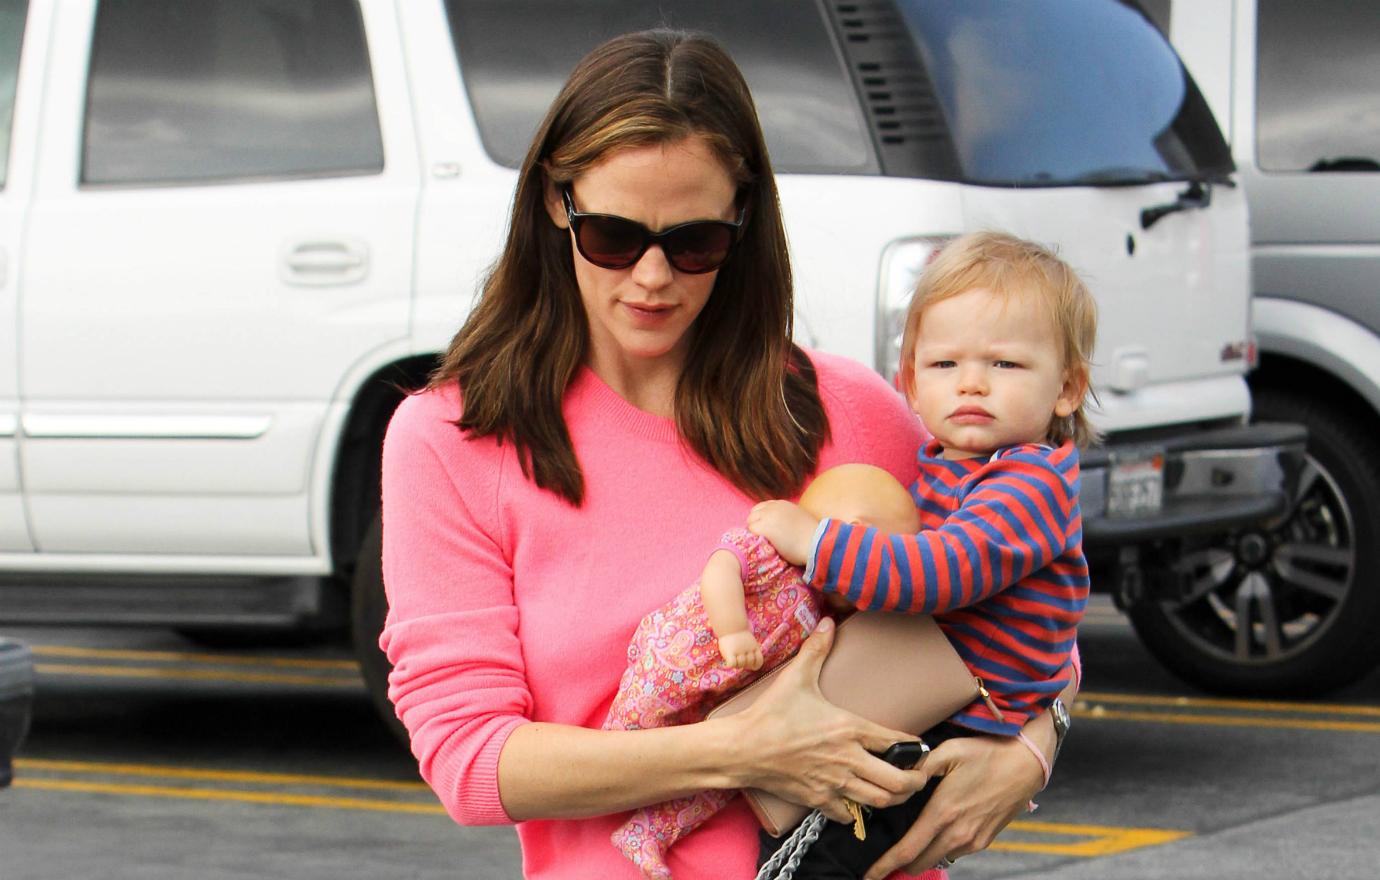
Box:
[1235,532,1271,569]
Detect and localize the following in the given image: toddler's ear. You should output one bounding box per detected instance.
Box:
[898,370,923,416]
[1054,367,1087,418]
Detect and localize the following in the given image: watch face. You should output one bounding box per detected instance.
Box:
[1052,698,1071,738]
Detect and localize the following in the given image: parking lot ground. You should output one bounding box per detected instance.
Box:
[3,596,1379,879]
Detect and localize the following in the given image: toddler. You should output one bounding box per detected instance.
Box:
[748,230,1097,877]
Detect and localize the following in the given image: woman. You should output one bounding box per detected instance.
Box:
[379,29,1062,880]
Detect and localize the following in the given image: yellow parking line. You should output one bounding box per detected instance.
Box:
[1080,691,1380,718]
[30,644,359,671]
[1082,707,1380,733]
[12,778,447,815]
[12,776,1186,857]
[34,663,360,688]
[12,760,1189,857]
[15,759,429,792]
[996,820,1190,856]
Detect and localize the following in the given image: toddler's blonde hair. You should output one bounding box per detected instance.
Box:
[897,231,1100,448]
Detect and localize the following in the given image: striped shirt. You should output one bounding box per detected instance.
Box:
[804,439,1087,735]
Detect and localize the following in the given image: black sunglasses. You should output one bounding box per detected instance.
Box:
[562,187,745,274]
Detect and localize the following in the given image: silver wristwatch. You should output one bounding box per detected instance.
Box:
[1050,698,1071,762]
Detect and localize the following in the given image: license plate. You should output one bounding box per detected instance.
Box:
[1107,452,1165,517]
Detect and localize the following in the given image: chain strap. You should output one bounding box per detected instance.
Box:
[754,809,828,880]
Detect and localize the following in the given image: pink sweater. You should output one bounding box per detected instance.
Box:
[380,351,931,879]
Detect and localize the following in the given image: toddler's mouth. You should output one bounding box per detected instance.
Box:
[949,406,994,424]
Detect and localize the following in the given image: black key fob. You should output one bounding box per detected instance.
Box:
[879,740,929,770]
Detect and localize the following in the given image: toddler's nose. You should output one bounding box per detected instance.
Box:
[957,364,988,394]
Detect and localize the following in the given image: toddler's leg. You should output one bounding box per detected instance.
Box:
[612,789,737,879]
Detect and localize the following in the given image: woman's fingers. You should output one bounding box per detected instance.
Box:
[851,750,931,802]
[863,735,1044,880]
[734,618,939,817]
[782,616,835,688]
[840,776,898,811]
[822,799,857,825]
[862,803,952,880]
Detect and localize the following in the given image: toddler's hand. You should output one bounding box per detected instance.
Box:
[748,500,819,565]
[718,631,765,670]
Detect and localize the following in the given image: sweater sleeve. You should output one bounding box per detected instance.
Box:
[807,444,1077,614]
[377,392,530,827]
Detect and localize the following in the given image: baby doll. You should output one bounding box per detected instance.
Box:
[602,463,920,880]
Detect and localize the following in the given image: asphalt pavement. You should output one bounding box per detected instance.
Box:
[2,595,1379,879]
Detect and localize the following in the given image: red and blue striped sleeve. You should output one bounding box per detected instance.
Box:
[805,444,1078,614]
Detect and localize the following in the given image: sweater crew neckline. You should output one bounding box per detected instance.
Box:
[569,366,683,444]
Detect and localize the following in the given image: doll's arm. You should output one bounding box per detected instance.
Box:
[701,549,764,671]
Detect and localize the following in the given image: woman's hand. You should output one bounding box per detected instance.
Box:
[747,500,819,565]
[862,732,1047,880]
[719,618,929,824]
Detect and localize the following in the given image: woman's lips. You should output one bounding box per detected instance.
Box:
[949,406,994,424]
[623,301,675,325]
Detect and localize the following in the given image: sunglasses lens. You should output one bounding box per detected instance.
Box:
[664,224,735,274]
[576,216,646,269]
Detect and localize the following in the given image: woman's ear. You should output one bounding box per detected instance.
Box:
[1054,366,1087,418]
[543,175,570,230]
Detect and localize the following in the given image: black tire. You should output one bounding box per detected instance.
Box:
[1127,388,1380,695]
[351,514,410,745]
[175,627,336,650]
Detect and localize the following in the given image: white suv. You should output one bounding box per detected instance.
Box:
[0,0,1310,730]
[1157,0,1380,695]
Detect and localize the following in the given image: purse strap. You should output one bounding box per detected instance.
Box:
[754,809,828,880]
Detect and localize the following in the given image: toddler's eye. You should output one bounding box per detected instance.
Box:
[994,360,1020,369]
[931,360,956,369]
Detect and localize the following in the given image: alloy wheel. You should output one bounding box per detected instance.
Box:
[1159,454,1355,665]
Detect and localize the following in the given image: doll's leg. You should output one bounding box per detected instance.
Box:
[612,789,737,879]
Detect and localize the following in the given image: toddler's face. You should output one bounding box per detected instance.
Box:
[907,286,1082,460]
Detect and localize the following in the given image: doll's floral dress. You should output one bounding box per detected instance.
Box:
[603,528,822,879]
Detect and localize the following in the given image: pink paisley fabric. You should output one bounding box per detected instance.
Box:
[604,528,822,878]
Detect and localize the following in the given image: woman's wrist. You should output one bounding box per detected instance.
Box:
[1018,709,1058,764]
[1015,731,1051,790]
[1012,710,1059,808]
[695,711,756,790]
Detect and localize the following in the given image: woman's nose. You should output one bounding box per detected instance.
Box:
[630,243,675,289]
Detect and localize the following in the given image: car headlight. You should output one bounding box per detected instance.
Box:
[875,236,953,382]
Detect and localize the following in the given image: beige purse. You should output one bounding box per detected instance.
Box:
[705,611,977,837]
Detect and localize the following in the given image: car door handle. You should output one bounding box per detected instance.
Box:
[280,240,370,286]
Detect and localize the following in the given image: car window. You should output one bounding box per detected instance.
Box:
[443,0,876,174]
[1136,0,1170,36]
[1256,0,1380,173]
[83,0,384,186]
[0,0,25,189]
[894,0,1230,186]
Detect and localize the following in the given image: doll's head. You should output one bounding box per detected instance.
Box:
[798,464,919,535]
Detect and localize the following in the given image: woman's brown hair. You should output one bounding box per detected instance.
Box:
[431,29,828,504]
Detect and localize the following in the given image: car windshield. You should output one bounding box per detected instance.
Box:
[896,0,1233,186]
